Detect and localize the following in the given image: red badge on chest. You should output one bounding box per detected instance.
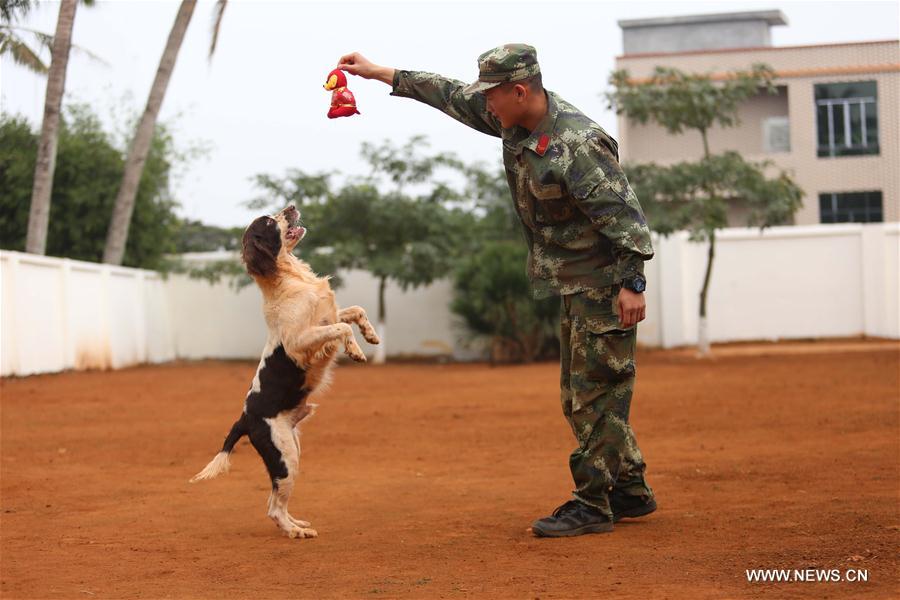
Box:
[536,134,550,156]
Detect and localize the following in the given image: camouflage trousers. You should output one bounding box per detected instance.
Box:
[560,286,653,518]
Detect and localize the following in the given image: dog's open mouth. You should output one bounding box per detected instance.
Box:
[284,207,306,242]
[287,223,306,241]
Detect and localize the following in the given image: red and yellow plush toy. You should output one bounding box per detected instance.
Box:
[323,69,360,119]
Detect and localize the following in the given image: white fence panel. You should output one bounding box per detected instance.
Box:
[165,275,266,360]
[2,254,67,375]
[67,261,113,369]
[144,275,175,364]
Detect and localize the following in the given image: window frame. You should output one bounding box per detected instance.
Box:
[818,191,884,223]
[814,81,879,158]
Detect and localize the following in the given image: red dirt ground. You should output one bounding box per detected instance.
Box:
[2,342,898,599]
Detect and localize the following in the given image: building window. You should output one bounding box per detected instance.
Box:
[763,116,790,153]
[819,191,883,223]
[815,81,878,157]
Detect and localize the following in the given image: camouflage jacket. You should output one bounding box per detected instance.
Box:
[391,70,654,299]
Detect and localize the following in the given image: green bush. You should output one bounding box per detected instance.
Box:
[451,240,559,364]
[0,106,181,269]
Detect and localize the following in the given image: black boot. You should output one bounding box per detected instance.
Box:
[610,492,657,523]
[531,499,613,537]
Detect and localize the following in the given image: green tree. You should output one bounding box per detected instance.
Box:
[173,220,242,253]
[608,64,803,355]
[1,106,182,269]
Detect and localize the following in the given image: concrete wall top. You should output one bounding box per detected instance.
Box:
[618,10,788,30]
[619,10,787,55]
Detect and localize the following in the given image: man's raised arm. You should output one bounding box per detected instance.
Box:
[337,52,502,138]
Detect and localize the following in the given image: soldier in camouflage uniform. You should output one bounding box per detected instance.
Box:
[337,44,657,537]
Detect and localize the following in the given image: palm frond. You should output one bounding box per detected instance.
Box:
[2,24,107,66]
[208,0,226,60]
[18,25,52,49]
[1,0,35,24]
[69,40,107,65]
[0,29,47,73]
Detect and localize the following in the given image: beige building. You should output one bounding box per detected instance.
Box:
[615,11,899,225]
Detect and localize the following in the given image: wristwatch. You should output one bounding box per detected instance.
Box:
[622,274,646,293]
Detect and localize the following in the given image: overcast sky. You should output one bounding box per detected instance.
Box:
[2,0,898,228]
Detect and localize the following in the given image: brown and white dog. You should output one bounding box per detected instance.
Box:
[190,205,379,538]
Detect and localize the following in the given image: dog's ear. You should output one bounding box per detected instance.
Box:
[242,238,276,277]
[242,217,282,277]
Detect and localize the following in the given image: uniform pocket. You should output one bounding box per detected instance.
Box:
[584,313,625,335]
[568,288,635,388]
[529,178,574,223]
[569,287,624,331]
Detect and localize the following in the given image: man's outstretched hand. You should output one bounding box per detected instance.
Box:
[337,53,394,84]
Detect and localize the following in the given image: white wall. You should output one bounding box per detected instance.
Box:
[165,275,266,360]
[0,252,175,377]
[1,222,897,376]
[643,223,900,348]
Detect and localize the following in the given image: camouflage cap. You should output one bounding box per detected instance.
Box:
[462,43,541,96]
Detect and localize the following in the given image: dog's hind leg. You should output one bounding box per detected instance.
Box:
[270,418,317,538]
[248,416,317,539]
[338,306,380,345]
[283,425,312,528]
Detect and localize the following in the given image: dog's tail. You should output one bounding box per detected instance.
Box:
[190,415,248,483]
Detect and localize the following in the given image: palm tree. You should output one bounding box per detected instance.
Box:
[103,0,196,265]
[103,0,227,265]
[24,0,78,255]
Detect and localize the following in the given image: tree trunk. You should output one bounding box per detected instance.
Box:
[697,128,715,357]
[697,229,715,356]
[25,0,78,255]
[373,276,387,364]
[103,0,196,265]
[700,127,711,159]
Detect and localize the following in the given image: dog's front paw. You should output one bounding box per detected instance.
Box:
[345,340,367,362]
